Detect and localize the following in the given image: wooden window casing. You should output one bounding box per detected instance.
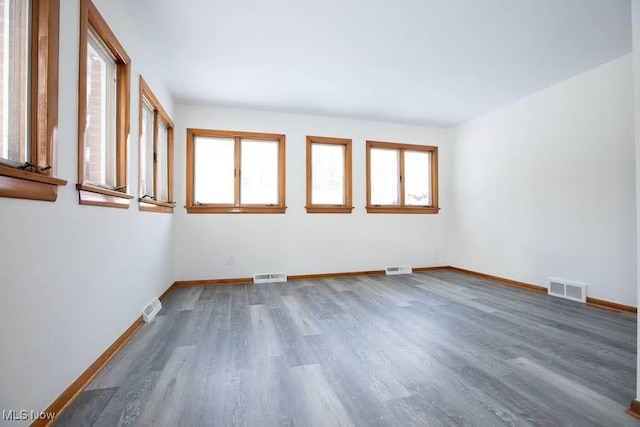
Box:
[186,128,286,214]
[76,0,132,208]
[366,140,439,214]
[138,76,174,213]
[0,0,67,201]
[305,135,352,214]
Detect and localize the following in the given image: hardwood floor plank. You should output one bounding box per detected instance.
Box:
[159,286,203,312]
[508,356,637,426]
[58,272,638,426]
[290,364,355,427]
[269,306,318,368]
[54,387,117,427]
[250,304,284,357]
[281,294,322,336]
[137,345,199,426]
[229,285,255,372]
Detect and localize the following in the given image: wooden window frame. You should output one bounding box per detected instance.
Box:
[366,140,439,214]
[138,76,174,213]
[305,135,353,214]
[0,0,67,201]
[76,0,132,209]
[186,128,286,214]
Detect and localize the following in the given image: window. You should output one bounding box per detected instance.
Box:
[0,0,67,201]
[306,135,352,213]
[77,0,132,208]
[366,141,439,214]
[139,76,174,213]
[186,128,286,214]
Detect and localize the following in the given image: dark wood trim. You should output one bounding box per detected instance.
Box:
[139,197,174,213]
[365,140,439,214]
[31,0,60,178]
[306,135,353,214]
[288,270,386,280]
[447,266,547,293]
[627,400,640,420]
[139,202,173,213]
[175,277,254,286]
[1,0,64,202]
[76,183,134,199]
[449,266,637,314]
[305,206,354,214]
[77,0,131,202]
[186,128,285,140]
[587,297,637,314]
[138,76,174,211]
[186,205,286,214]
[366,206,440,214]
[77,184,133,209]
[185,128,286,213]
[159,282,177,303]
[0,175,59,201]
[413,266,451,272]
[139,76,173,128]
[174,267,452,286]
[33,281,177,427]
[0,165,67,185]
[33,317,144,427]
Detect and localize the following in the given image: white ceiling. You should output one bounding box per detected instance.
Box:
[125,0,631,127]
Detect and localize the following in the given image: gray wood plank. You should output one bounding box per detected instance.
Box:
[281,294,322,336]
[250,304,284,357]
[58,272,638,427]
[54,387,117,427]
[290,364,355,427]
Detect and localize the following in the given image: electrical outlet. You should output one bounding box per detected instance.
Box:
[227,255,235,265]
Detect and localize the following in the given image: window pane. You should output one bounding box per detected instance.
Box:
[194,136,234,204]
[140,102,154,196]
[370,148,399,205]
[404,150,431,206]
[157,122,169,201]
[241,139,278,205]
[85,29,117,187]
[311,143,345,205]
[0,0,30,164]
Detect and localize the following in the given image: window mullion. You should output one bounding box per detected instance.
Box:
[234,136,241,206]
[114,61,129,191]
[398,148,405,207]
[152,110,159,199]
[344,141,351,207]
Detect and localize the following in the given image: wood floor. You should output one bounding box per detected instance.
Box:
[56,271,638,426]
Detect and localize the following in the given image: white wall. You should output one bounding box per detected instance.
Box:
[632,0,640,404]
[448,54,636,307]
[0,0,175,423]
[173,106,451,280]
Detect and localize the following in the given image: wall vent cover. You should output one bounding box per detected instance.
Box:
[253,272,287,284]
[548,278,587,303]
[142,298,162,323]
[385,265,413,276]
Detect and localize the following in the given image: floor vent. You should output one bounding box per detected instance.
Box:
[548,278,587,303]
[253,272,287,284]
[142,298,162,323]
[385,265,413,276]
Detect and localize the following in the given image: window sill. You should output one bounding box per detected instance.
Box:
[76,183,133,209]
[186,205,286,214]
[139,198,175,213]
[305,206,354,214]
[366,206,440,214]
[0,166,67,201]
